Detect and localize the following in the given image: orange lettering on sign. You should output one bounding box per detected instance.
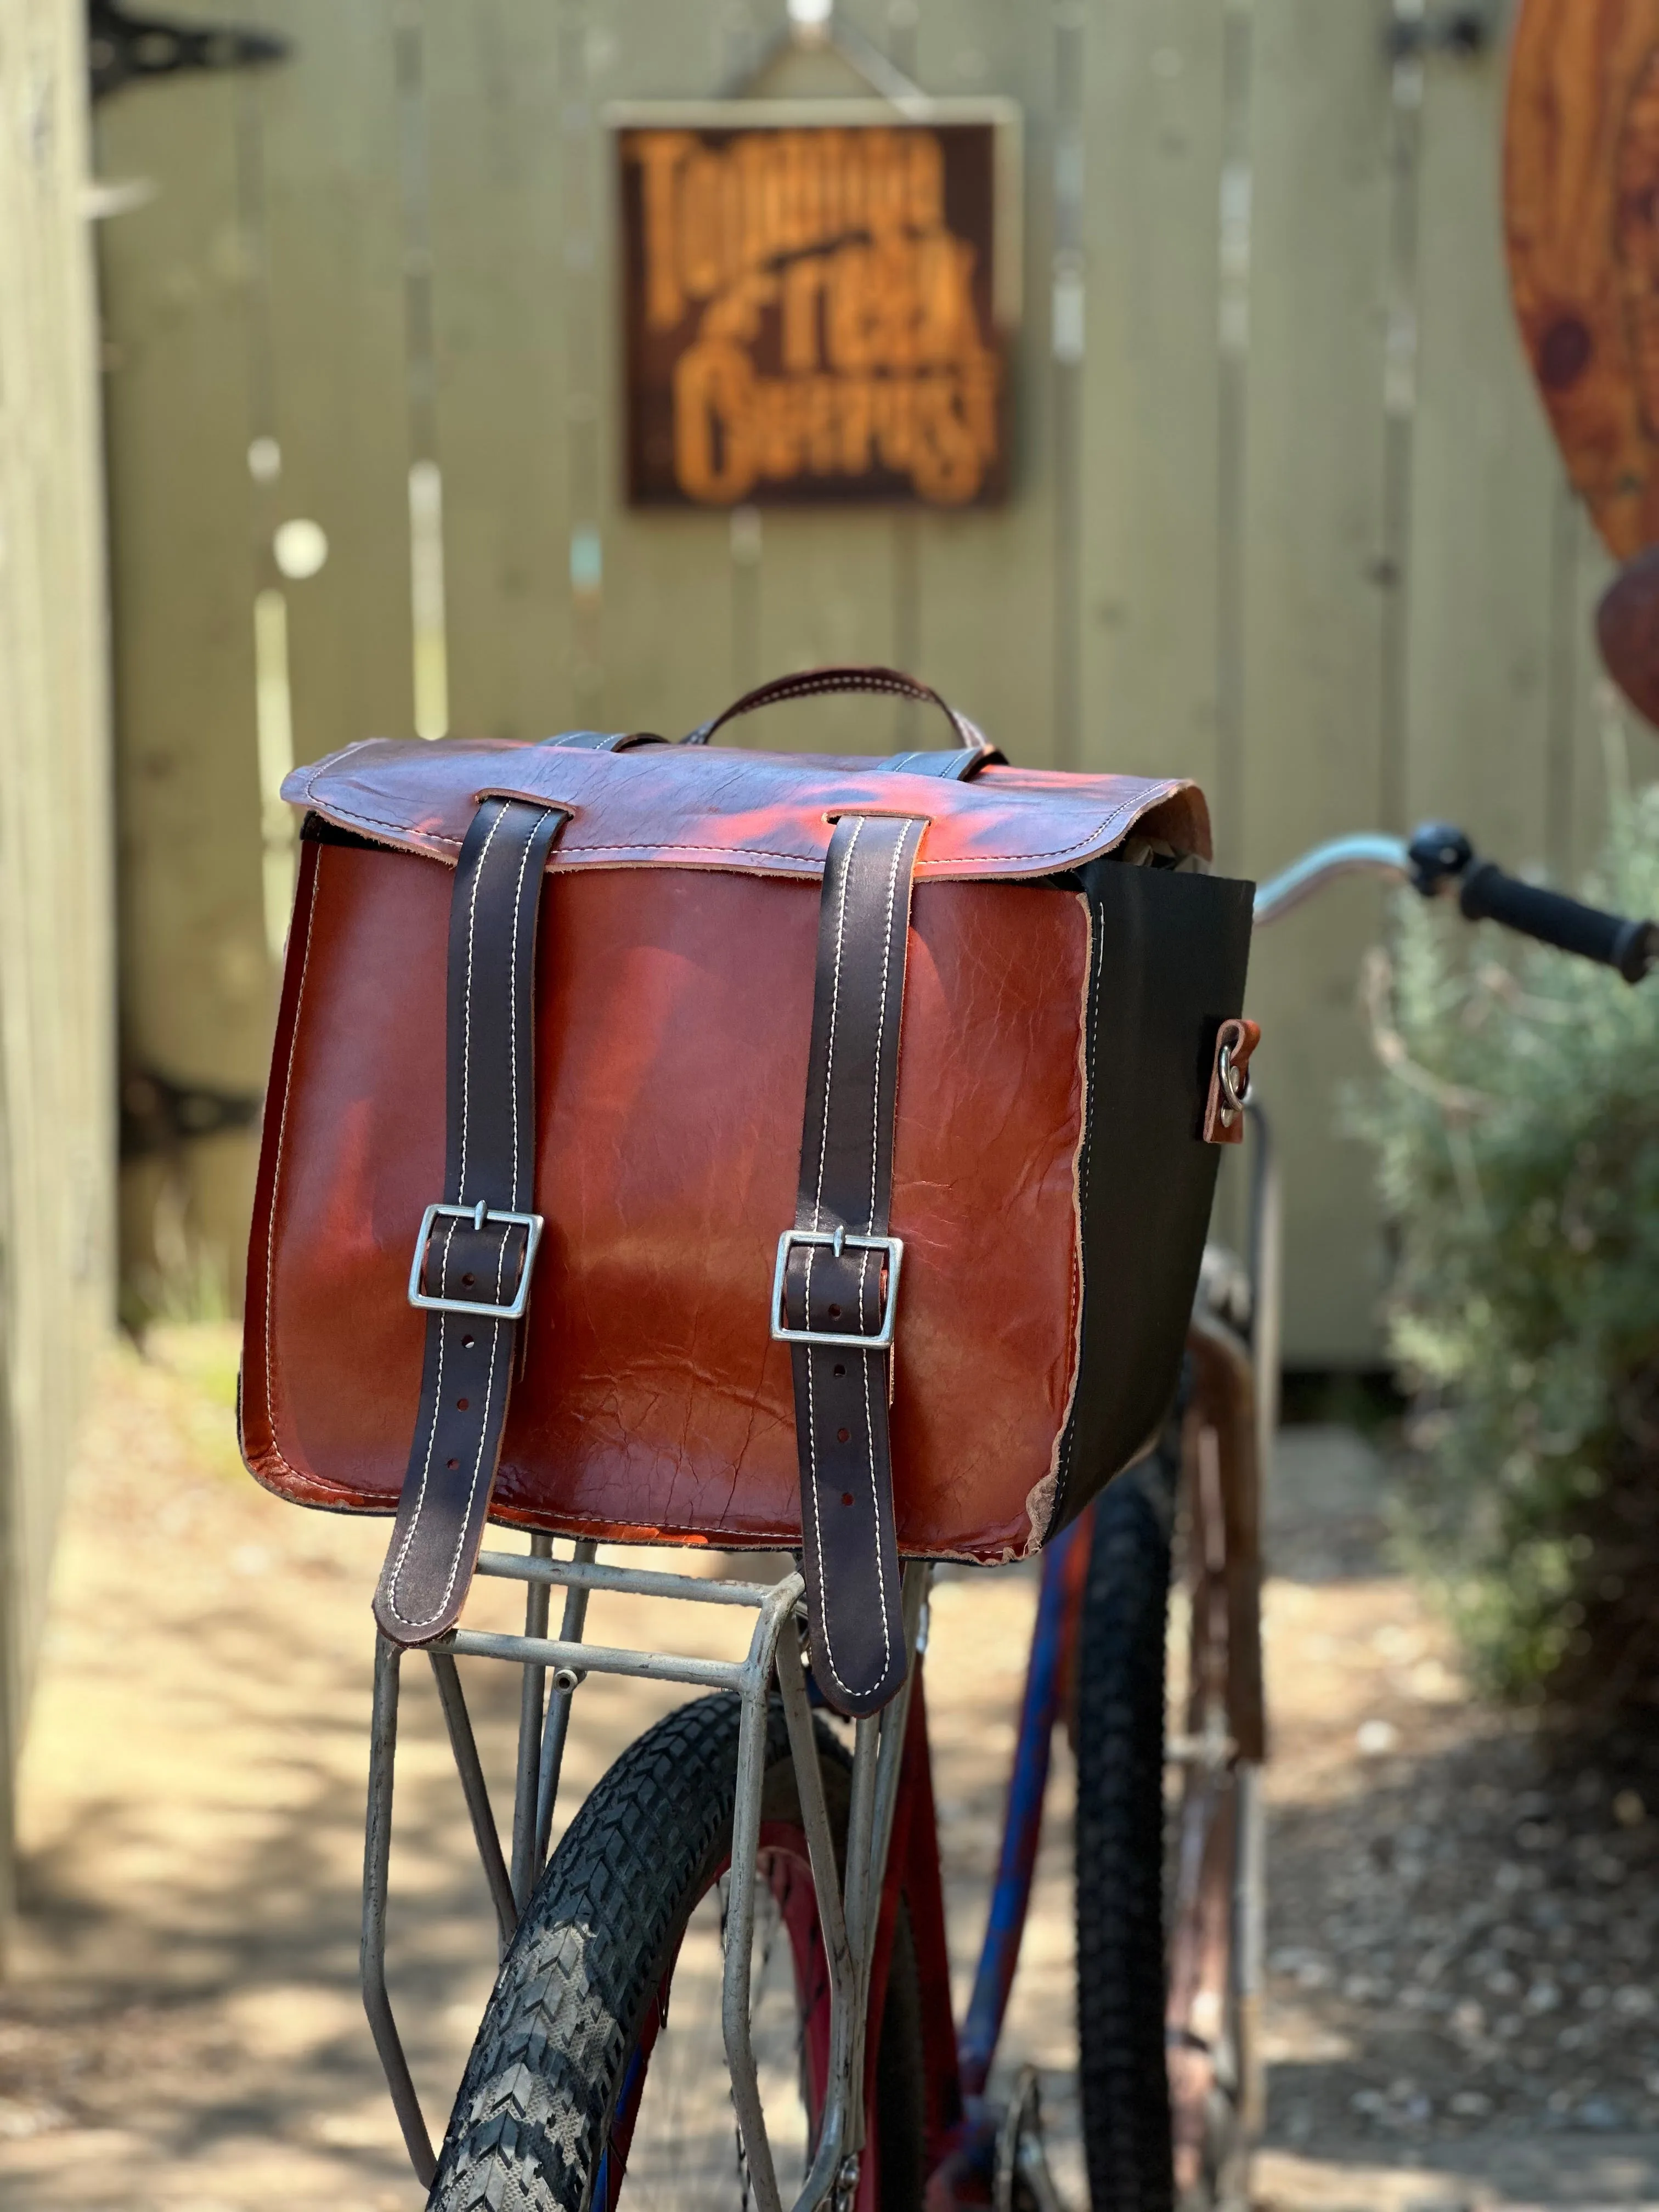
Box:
[624,122,1005,505]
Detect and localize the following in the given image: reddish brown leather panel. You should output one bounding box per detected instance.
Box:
[242,839,1091,1560]
[281,736,1211,882]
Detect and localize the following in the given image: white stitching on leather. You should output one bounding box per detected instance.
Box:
[851,820,913,1689]
[383,1214,460,1623]
[387,805,547,1629]
[423,1227,509,1627]
[809,816,862,1233]
[456,801,508,1203]
[293,780,1184,872]
[505,809,555,1209]
[860,1299,887,1677]
[803,818,865,1701]
[805,815,915,1702]
[866,822,911,1234]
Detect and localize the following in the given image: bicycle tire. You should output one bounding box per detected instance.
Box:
[1074,1442,1181,2212]
[428,1690,926,2212]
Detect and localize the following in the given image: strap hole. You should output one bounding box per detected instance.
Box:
[461,1333,475,1348]
[828,1303,842,1319]
[456,1396,470,1411]
[840,1491,854,1507]
[833,1362,845,1378]
[447,1457,459,1470]
[837,1426,850,1443]
[461,1272,476,1288]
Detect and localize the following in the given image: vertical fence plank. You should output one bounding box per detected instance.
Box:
[420,0,572,741]
[1236,0,1396,1363]
[672,0,905,749]
[0,0,115,1926]
[893,0,1057,762]
[1078,0,1226,793]
[1404,43,1560,866]
[424,0,742,747]
[255,0,415,764]
[97,47,271,1294]
[593,0,743,742]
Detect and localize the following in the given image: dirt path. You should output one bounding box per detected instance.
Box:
[1256,1431,1659,2210]
[0,1331,1079,2209]
[0,1333,1655,2208]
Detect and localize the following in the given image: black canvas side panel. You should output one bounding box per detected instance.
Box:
[1047,862,1255,1535]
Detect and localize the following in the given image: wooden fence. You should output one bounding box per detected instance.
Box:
[94,0,1646,1363]
[0,0,115,1924]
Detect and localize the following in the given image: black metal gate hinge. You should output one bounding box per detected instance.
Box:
[89,1,289,103]
[121,1064,262,1160]
[1387,5,1495,62]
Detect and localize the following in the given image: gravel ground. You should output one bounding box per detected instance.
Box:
[0,1335,1655,2208]
[1255,1430,1659,2209]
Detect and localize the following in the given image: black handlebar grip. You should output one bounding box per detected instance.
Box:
[1458,861,1659,983]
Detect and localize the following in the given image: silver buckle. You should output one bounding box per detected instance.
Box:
[770,1227,904,1351]
[408,1200,545,1321]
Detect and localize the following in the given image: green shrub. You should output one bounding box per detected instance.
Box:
[1353,792,1659,1716]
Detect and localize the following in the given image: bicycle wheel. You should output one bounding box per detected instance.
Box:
[428,1690,927,2212]
[1074,1379,1259,2212]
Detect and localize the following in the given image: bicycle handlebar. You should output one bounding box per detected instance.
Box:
[1453,861,1657,981]
[1251,835,1408,926]
[1404,821,1658,984]
[1251,822,1658,984]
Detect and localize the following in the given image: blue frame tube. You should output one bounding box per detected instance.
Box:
[957,1510,1087,2097]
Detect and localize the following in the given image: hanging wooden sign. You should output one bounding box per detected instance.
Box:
[613,100,1021,509]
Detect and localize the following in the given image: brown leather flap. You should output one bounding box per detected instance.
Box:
[281,737,1211,882]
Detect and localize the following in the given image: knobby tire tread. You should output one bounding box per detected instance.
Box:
[428,1689,923,2211]
[1075,1449,1180,2212]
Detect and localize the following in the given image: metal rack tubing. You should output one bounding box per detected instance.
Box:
[532,1538,596,1873]
[510,1532,554,1914]
[475,1546,778,1607]
[427,1649,516,1954]
[443,1624,752,1690]
[360,1638,437,2190]
[362,1545,926,2212]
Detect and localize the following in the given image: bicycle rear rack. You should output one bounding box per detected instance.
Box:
[361,1539,928,2212]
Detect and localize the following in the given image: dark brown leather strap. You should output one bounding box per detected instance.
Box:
[685,664,988,752]
[373,795,567,1647]
[776,811,927,1717]
[879,743,1005,780]
[538,730,669,752]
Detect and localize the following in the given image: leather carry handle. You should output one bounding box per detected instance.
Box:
[685,664,990,754]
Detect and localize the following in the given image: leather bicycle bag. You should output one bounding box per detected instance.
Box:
[240,668,1253,1715]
